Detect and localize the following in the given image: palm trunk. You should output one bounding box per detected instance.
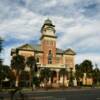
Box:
[15,75,19,87]
[29,69,32,87]
[63,75,64,87]
[85,73,87,86]
[44,78,47,89]
[15,70,21,87]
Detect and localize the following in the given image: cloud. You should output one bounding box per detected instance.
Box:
[2,42,25,65]
[76,53,100,68]
[55,16,100,51]
[0,0,100,68]
[0,7,43,40]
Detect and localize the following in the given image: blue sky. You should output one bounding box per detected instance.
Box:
[0,0,100,68]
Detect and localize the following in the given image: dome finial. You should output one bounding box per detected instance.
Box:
[44,18,52,25]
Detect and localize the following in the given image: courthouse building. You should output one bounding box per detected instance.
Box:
[11,19,76,87]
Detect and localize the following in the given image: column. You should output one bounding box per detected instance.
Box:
[56,71,59,84]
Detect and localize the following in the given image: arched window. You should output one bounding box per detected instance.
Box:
[48,50,52,64]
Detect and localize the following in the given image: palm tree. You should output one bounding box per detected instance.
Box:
[26,56,37,87]
[92,67,100,86]
[80,60,93,85]
[59,68,68,87]
[20,71,29,87]
[80,60,93,73]
[75,64,83,86]
[11,55,25,87]
[69,68,75,87]
[40,68,51,88]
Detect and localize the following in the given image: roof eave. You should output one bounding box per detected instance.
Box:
[40,35,57,40]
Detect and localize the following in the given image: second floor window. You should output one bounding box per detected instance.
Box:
[48,50,52,64]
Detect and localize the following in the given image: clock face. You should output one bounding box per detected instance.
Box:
[44,28,54,36]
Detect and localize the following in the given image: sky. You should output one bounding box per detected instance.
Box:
[0,0,100,68]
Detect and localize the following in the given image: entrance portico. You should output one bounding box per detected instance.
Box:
[38,64,71,87]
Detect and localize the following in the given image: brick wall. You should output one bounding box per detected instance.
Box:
[41,37,56,65]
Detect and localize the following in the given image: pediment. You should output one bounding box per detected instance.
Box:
[18,44,34,50]
[64,48,76,55]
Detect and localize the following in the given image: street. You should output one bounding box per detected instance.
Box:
[25,88,100,100]
[0,88,100,100]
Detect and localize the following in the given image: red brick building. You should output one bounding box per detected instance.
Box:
[11,19,76,87]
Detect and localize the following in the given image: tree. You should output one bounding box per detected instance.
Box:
[11,55,25,87]
[80,60,93,85]
[8,69,16,88]
[0,65,5,88]
[75,60,93,86]
[92,67,100,86]
[0,37,3,67]
[32,76,40,87]
[40,68,51,88]
[0,37,3,53]
[1,65,11,78]
[59,68,68,87]
[80,60,93,74]
[68,68,75,87]
[0,65,12,88]
[26,56,37,88]
[20,71,29,87]
[75,64,83,86]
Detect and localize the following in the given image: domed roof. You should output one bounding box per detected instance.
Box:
[44,18,52,25]
[41,18,55,33]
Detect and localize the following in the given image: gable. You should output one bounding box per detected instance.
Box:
[64,48,76,55]
[17,44,34,51]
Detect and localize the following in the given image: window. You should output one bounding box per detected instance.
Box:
[48,50,52,64]
[37,57,39,63]
[49,50,51,54]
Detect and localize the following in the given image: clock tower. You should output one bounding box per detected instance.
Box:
[40,19,57,65]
